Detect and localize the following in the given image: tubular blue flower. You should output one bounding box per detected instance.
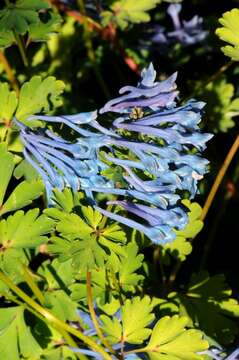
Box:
[95,63,212,243]
[15,116,113,202]
[16,63,212,245]
[167,4,208,45]
[149,4,208,48]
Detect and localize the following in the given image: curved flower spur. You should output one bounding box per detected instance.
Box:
[16,64,212,245]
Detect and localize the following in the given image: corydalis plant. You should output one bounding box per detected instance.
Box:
[151,3,208,47]
[16,64,212,245]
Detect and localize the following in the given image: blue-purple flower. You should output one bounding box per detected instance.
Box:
[16,63,212,245]
[150,4,208,47]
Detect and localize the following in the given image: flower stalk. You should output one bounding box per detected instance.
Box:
[0,271,113,360]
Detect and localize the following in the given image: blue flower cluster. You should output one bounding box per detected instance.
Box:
[150,4,208,46]
[15,64,212,245]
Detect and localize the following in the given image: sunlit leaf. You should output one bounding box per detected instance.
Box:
[216,8,239,60]
[145,315,208,360]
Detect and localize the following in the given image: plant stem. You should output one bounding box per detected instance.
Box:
[206,60,234,85]
[2,0,29,66]
[165,260,181,292]
[13,31,29,67]
[124,348,147,355]
[77,0,110,99]
[3,292,87,360]
[86,271,116,355]
[0,50,19,95]
[100,204,113,229]
[21,265,45,306]
[0,271,112,360]
[201,134,239,221]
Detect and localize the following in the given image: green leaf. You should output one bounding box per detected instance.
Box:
[0,208,54,249]
[0,83,18,123]
[100,315,122,344]
[101,296,154,344]
[117,242,144,291]
[28,11,62,42]
[44,290,78,322]
[14,159,39,181]
[38,346,78,360]
[0,306,42,359]
[0,147,44,215]
[162,201,203,262]
[122,296,155,343]
[16,76,65,124]
[50,211,92,237]
[50,188,83,213]
[49,234,108,271]
[144,315,208,360]
[46,206,126,270]
[0,30,15,48]
[216,8,239,60]
[0,0,49,34]
[0,144,15,207]
[176,200,203,239]
[170,272,239,345]
[102,0,161,29]
[0,179,44,216]
[70,243,144,306]
[198,78,239,132]
[0,248,29,292]
[38,258,77,290]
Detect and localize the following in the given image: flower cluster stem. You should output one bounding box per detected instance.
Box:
[86,271,116,355]
[3,0,28,67]
[21,265,45,306]
[13,31,29,67]
[2,292,87,360]
[0,271,112,360]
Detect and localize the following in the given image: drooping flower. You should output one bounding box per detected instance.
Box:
[16,63,212,245]
[149,4,208,47]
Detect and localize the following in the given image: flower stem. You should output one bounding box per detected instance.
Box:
[0,271,112,360]
[21,264,45,306]
[2,292,87,360]
[86,271,116,355]
[206,60,234,85]
[201,134,239,221]
[13,31,29,67]
[0,50,19,95]
[3,0,29,66]
[165,259,181,292]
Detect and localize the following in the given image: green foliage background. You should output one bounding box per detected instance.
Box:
[0,0,239,359]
